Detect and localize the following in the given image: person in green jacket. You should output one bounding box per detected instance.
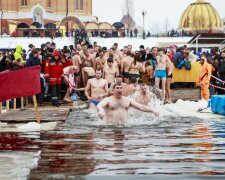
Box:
[13,45,25,69]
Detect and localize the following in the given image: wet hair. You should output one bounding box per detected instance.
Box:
[116,74,123,79]
[130,77,137,84]
[107,57,114,63]
[113,82,122,89]
[96,68,102,73]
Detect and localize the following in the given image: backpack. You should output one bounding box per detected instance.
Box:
[174,59,185,69]
[184,60,191,70]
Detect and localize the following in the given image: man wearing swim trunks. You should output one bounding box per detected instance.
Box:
[155,48,171,102]
[85,69,108,109]
[121,51,134,84]
[97,83,159,123]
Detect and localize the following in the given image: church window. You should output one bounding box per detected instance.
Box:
[47,0,51,7]
[75,0,83,10]
[21,0,27,6]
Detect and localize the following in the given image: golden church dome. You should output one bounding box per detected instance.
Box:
[178,0,223,32]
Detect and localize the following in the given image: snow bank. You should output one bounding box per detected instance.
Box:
[17,122,57,132]
[161,99,224,119]
[89,37,192,51]
[0,37,74,51]
[0,37,192,52]
[0,151,40,180]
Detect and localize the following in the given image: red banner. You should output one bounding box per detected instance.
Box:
[0,66,41,102]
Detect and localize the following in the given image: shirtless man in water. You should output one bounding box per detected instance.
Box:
[97,83,159,122]
[85,69,108,108]
[155,48,171,101]
[123,78,137,97]
[134,84,154,106]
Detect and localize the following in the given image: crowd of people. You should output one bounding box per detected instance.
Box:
[0,41,225,113]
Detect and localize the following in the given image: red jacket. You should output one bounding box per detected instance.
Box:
[45,60,64,85]
[42,59,50,77]
[61,57,72,68]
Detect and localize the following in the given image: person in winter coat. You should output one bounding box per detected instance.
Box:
[13,45,25,69]
[217,51,225,94]
[45,51,64,107]
[197,56,212,101]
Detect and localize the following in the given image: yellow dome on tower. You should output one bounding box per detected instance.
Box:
[178,0,223,32]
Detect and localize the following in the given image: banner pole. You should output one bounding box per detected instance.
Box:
[13,98,16,109]
[6,100,9,111]
[21,97,24,110]
[0,102,2,114]
[32,95,41,124]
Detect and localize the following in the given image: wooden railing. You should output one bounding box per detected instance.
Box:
[0,96,41,124]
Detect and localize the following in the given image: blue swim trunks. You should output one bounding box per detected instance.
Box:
[91,100,100,106]
[155,70,167,79]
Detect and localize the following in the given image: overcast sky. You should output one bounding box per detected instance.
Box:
[92,0,225,31]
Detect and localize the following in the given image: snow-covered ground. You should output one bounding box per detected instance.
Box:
[0,37,75,51]
[0,36,192,51]
[89,37,192,50]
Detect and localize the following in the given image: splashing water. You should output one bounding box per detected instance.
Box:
[66,96,224,129]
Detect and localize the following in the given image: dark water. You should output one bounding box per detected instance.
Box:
[1,110,225,179]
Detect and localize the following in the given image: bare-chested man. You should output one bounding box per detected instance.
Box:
[155,48,171,101]
[134,84,154,106]
[119,46,128,60]
[72,52,82,88]
[82,49,94,67]
[63,66,78,102]
[88,45,96,58]
[123,77,137,97]
[97,83,159,122]
[85,69,108,108]
[93,48,106,71]
[103,57,119,87]
[108,75,127,95]
[76,44,83,56]
[107,48,120,69]
[82,66,96,86]
[121,51,134,84]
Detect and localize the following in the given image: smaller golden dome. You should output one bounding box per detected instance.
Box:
[179,0,223,32]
